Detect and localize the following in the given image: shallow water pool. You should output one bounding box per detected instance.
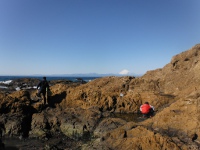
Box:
[111,113,145,122]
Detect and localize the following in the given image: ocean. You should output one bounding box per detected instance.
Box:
[0,76,100,83]
[0,76,101,89]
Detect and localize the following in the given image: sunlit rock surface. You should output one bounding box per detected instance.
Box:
[1,44,200,149]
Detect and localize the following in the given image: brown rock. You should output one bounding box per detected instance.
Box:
[1,44,200,149]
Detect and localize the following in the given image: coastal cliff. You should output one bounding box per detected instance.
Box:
[1,44,200,149]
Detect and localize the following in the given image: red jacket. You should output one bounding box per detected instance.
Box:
[140,104,151,114]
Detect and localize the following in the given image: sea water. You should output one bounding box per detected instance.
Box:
[0,76,100,83]
[0,76,100,89]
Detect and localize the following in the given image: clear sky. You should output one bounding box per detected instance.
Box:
[0,0,200,76]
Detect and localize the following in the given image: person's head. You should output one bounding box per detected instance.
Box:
[43,77,46,80]
[145,102,149,105]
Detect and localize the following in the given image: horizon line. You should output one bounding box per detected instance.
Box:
[0,73,143,77]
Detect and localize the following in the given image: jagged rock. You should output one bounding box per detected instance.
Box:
[101,126,186,150]
[0,113,31,138]
[94,118,127,138]
[1,44,200,149]
[60,107,102,140]
[29,106,102,140]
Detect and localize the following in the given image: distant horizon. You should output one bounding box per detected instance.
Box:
[0,72,143,77]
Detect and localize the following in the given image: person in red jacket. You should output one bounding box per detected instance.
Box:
[140,102,154,118]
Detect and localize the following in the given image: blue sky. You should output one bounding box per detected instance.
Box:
[0,0,200,76]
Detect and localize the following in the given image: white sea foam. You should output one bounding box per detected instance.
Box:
[0,85,8,89]
[0,80,12,84]
[15,86,37,91]
[16,87,21,91]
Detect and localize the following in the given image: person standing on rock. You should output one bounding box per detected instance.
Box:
[36,77,50,105]
[140,102,154,118]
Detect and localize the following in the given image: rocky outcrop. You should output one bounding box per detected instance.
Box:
[58,44,200,113]
[1,44,200,149]
[90,126,187,150]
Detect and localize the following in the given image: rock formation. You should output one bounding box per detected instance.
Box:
[1,44,200,149]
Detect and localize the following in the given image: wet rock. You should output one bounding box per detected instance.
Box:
[94,117,127,140]
[29,106,102,140]
[0,113,31,138]
[60,107,102,140]
[0,138,4,149]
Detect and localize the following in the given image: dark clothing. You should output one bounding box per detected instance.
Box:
[37,79,49,92]
[37,79,49,105]
[143,108,154,118]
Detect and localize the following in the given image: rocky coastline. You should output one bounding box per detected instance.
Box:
[1,44,200,149]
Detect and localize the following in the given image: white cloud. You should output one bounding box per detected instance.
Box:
[119,69,130,75]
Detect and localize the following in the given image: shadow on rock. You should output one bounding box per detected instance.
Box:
[5,146,19,150]
[48,92,66,108]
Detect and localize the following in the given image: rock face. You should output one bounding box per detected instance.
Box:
[1,44,200,149]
